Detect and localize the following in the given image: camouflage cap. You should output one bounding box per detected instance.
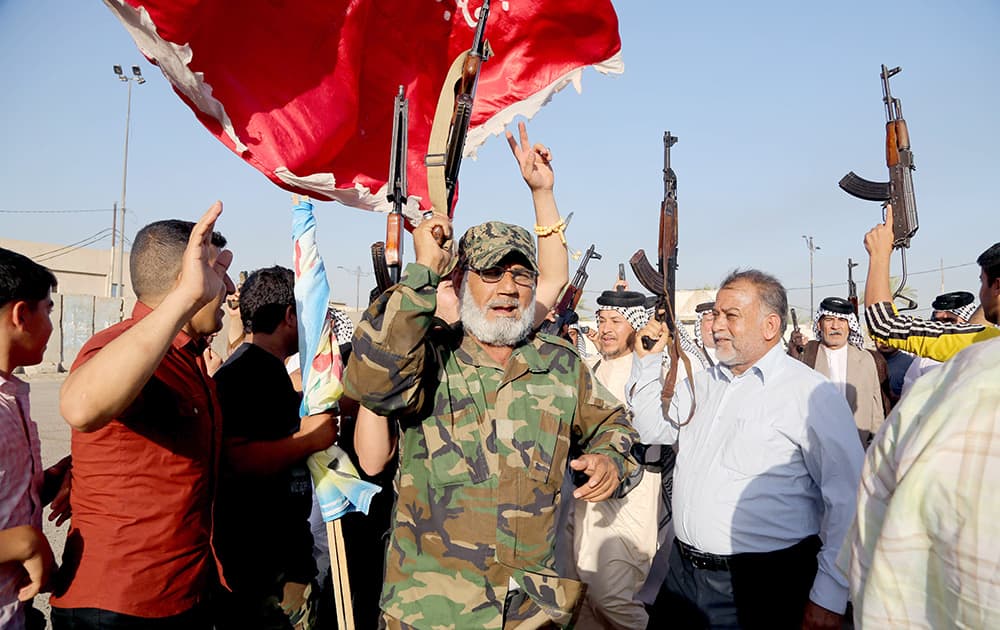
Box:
[458,221,538,273]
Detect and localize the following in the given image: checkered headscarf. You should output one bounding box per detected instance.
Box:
[330,307,355,344]
[944,302,977,322]
[813,308,865,349]
[567,322,591,358]
[596,304,649,332]
[694,310,708,349]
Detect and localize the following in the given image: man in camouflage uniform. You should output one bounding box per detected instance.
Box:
[344,216,637,629]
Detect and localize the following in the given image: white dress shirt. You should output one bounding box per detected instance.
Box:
[626,343,864,614]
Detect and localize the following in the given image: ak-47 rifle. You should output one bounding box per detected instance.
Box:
[538,244,601,336]
[630,132,694,420]
[847,258,859,316]
[370,87,410,302]
[426,0,491,218]
[839,64,919,310]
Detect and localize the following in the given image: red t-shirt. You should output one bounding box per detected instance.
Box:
[51,302,225,617]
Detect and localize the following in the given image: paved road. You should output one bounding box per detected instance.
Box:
[24,374,70,625]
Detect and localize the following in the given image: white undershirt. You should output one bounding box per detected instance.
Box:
[824,344,849,397]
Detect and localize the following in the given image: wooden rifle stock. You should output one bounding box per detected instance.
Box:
[539,244,600,336]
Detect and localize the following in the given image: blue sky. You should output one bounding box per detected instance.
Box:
[1,1,997,315]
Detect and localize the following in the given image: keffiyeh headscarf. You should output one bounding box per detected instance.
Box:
[947,302,978,322]
[932,291,978,323]
[567,322,591,358]
[693,310,708,349]
[813,309,865,349]
[596,303,649,332]
[330,307,355,344]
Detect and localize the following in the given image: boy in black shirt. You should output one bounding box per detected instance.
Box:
[213,266,337,629]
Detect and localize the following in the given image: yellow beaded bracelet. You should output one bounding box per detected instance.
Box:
[534,218,567,246]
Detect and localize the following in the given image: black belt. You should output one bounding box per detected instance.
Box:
[675,538,733,572]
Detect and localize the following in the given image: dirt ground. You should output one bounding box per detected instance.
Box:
[23,374,71,626]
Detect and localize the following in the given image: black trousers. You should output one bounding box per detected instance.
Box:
[650,535,821,630]
[50,605,211,630]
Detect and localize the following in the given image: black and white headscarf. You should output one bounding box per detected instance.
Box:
[596,304,649,333]
[813,308,865,349]
[945,302,977,322]
[567,322,591,358]
[330,307,355,344]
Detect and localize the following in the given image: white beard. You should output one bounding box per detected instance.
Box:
[459,281,535,346]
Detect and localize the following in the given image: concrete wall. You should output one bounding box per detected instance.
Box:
[24,294,240,374]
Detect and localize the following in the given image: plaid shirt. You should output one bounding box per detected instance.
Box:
[0,372,43,630]
[842,337,1000,628]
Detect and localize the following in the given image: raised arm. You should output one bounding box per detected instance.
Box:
[862,208,895,307]
[506,121,568,321]
[60,202,232,433]
[343,216,454,417]
[624,319,684,445]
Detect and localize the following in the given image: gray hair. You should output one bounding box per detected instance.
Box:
[719,269,788,335]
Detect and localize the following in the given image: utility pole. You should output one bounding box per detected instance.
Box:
[338,266,371,312]
[107,202,117,296]
[802,235,821,325]
[113,64,145,296]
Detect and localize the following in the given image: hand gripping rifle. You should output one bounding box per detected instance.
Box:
[630,132,695,423]
[538,244,601,336]
[839,64,919,310]
[369,87,410,303]
[426,0,492,218]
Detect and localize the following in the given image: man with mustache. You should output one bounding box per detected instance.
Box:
[628,270,863,630]
[571,289,660,629]
[343,217,637,629]
[790,297,885,447]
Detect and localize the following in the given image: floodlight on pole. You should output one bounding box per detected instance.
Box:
[110,63,145,297]
[802,235,821,325]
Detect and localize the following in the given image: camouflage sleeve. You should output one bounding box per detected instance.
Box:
[574,360,638,482]
[343,262,439,417]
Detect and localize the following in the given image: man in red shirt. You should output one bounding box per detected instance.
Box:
[51,203,234,629]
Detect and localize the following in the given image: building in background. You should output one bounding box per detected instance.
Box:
[0,237,133,298]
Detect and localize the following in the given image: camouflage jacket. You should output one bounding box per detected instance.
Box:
[344,263,637,629]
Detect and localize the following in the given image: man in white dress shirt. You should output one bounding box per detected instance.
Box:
[628,269,863,629]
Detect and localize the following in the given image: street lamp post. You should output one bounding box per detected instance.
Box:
[337,266,371,312]
[112,64,145,297]
[802,235,821,325]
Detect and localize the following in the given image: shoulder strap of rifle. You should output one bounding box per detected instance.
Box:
[660,297,696,426]
[426,52,469,214]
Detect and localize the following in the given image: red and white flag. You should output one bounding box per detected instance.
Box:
[105,0,622,220]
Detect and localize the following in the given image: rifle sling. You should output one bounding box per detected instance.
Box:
[659,297,696,426]
[426,51,470,216]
